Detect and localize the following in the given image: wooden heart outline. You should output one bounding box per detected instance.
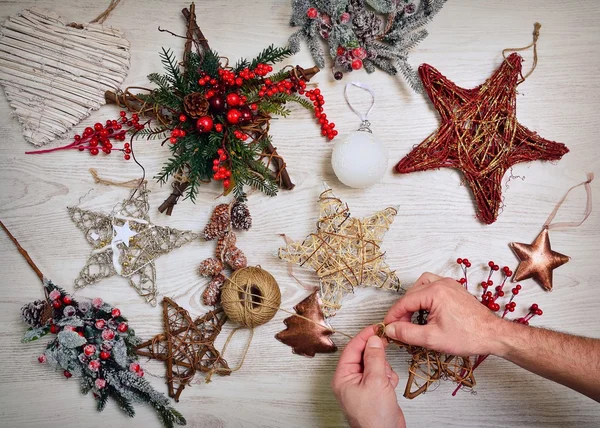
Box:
[0,7,130,146]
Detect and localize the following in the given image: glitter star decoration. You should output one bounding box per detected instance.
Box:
[395,52,569,224]
[278,185,402,317]
[136,298,230,401]
[69,183,199,306]
[510,228,570,291]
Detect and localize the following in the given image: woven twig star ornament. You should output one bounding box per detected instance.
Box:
[136,298,229,401]
[278,185,402,317]
[395,29,569,224]
[69,183,198,306]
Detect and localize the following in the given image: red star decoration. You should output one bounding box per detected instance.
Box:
[395,53,569,224]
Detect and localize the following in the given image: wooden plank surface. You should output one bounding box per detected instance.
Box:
[0,1,598,427]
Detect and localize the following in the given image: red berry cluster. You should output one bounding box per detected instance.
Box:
[258,78,337,140]
[169,127,187,144]
[306,7,318,19]
[212,148,231,189]
[26,111,143,160]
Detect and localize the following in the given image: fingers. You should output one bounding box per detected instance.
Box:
[334,325,379,379]
[383,287,435,325]
[384,273,442,324]
[385,320,431,348]
[411,272,443,292]
[362,336,388,384]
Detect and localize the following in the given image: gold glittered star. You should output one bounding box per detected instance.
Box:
[510,227,570,291]
[278,185,402,316]
[69,183,199,306]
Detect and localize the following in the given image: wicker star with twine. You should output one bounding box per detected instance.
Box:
[394,23,569,224]
[69,182,198,306]
[278,185,403,317]
[136,298,230,401]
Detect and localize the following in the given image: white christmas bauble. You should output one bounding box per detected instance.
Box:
[331,131,388,188]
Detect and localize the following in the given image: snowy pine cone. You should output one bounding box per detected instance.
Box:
[216,231,237,261]
[231,202,252,231]
[203,204,231,240]
[21,299,50,328]
[223,246,248,271]
[198,258,224,277]
[202,274,226,306]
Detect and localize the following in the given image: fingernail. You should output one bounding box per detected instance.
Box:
[384,325,395,338]
[385,366,393,379]
[367,336,383,348]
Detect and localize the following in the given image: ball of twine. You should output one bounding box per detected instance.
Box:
[220,267,281,328]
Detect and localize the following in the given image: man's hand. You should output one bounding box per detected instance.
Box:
[383,273,504,357]
[331,325,405,428]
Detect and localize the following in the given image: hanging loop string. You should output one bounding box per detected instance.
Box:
[502,22,541,84]
[90,0,122,24]
[344,82,375,133]
[544,173,594,230]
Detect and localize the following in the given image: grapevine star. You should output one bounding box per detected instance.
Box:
[278,185,402,317]
[395,53,569,224]
[69,183,198,306]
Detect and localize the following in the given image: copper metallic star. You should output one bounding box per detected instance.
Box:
[510,228,570,291]
[395,53,569,224]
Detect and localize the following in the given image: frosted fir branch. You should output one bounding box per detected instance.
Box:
[398,60,424,93]
[288,29,303,53]
[365,0,395,13]
[290,0,311,26]
[363,58,376,73]
[58,330,87,348]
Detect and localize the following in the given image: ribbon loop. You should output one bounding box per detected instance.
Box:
[544,173,594,230]
[344,82,375,132]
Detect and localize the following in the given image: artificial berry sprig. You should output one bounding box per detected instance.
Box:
[212,148,232,189]
[451,257,544,396]
[26,111,144,160]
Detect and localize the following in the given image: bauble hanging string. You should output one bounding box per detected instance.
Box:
[331,82,389,189]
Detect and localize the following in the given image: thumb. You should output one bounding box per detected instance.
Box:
[362,336,388,386]
[385,321,430,347]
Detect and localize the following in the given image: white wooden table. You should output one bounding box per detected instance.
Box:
[1,1,599,427]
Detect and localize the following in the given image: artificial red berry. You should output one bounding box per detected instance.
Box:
[227,109,242,124]
[124,154,131,160]
[179,114,187,122]
[226,93,241,107]
[456,258,463,264]
[90,148,99,156]
[64,370,73,379]
[196,116,214,133]
[531,303,539,311]
[215,124,223,132]
[52,300,62,309]
[459,278,466,284]
[516,284,522,290]
[117,323,128,333]
[50,324,59,334]
[492,265,499,271]
[169,137,178,144]
[223,179,231,188]
[100,351,110,360]
[94,123,103,131]
[351,59,363,70]
[62,295,72,305]
[111,308,121,318]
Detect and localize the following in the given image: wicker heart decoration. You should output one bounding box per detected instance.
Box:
[0,7,130,146]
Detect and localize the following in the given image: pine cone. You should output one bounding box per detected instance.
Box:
[203,204,231,240]
[216,231,237,261]
[183,92,209,118]
[231,202,252,231]
[21,299,51,328]
[198,258,224,277]
[202,274,226,306]
[223,246,248,270]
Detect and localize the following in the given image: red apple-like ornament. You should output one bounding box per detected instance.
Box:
[196,116,214,133]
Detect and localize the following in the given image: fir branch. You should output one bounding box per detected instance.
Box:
[249,45,292,69]
[159,48,184,93]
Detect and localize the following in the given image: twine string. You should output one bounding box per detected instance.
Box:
[502,22,541,83]
[544,173,594,230]
[90,0,122,24]
[344,82,375,132]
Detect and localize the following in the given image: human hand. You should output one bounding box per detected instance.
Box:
[331,325,405,428]
[383,273,504,357]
